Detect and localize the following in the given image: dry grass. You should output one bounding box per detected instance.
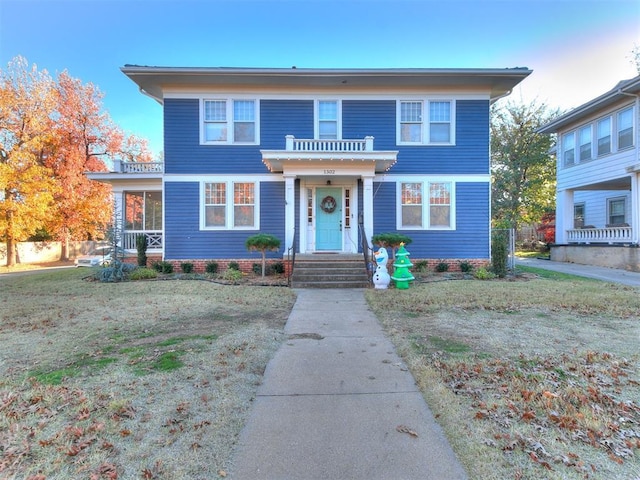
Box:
[366,274,640,480]
[0,269,296,479]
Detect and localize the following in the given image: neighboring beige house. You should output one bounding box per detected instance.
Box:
[538,75,640,271]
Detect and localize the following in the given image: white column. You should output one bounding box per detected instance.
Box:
[362,175,374,246]
[631,173,640,244]
[556,189,574,244]
[284,175,296,252]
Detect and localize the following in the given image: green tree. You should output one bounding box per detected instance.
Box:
[490,100,559,230]
[245,234,280,277]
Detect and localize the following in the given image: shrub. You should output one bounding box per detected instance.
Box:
[135,234,148,267]
[435,261,449,273]
[413,260,429,273]
[228,261,240,271]
[458,261,474,273]
[271,261,285,274]
[491,230,509,278]
[181,262,194,274]
[129,267,158,280]
[205,261,219,274]
[94,260,137,283]
[222,268,243,283]
[371,233,412,262]
[151,261,174,274]
[474,266,496,280]
[252,263,271,276]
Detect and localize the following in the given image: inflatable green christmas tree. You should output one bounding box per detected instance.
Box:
[391,242,414,289]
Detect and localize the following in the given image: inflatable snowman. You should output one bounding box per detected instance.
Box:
[372,247,391,289]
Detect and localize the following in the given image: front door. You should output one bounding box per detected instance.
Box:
[316,187,342,250]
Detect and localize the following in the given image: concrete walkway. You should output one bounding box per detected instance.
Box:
[230,289,467,480]
[516,257,640,287]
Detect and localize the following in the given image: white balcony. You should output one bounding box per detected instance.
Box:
[114,160,164,173]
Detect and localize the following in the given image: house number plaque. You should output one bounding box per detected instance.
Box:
[323,169,336,174]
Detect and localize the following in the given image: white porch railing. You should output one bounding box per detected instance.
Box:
[116,161,164,173]
[567,226,632,244]
[122,231,163,250]
[285,135,374,152]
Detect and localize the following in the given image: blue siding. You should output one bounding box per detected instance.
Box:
[261,100,314,149]
[372,182,489,259]
[164,181,285,260]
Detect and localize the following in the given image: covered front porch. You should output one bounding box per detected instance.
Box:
[262,136,397,254]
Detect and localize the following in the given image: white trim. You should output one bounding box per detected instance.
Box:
[199,180,260,231]
[374,174,490,182]
[165,91,490,101]
[395,179,457,231]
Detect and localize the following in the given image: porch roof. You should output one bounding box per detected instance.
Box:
[261,152,398,174]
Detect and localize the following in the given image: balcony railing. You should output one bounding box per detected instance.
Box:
[567,226,632,244]
[285,135,374,152]
[115,160,164,173]
[122,231,163,251]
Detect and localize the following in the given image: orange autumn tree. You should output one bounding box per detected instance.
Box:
[46,71,152,260]
[0,57,59,266]
[1,56,155,265]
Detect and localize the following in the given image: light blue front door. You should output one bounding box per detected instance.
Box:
[316,187,342,250]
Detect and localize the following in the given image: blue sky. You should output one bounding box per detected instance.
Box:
[1,0,638,158]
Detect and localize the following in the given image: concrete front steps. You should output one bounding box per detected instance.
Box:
[291,254,371,288]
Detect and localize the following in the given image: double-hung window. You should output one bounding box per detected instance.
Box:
[562,132,575,166]
[317,100,339,139]
[203,99,257,144]
[399,181,454,229]
[578,126,592,162]
[608,197,626,225]
[202,181,258,229]
[398,100,454,145]
[617,107,633,149]
[597,117,611,156]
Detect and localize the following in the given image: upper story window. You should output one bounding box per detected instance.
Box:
[561,105,634,168]
[202,181,258,229]
[202,99,258,144]
[397,100,455,145]
[578,126,592,162]
[597,117,611,156]
[617,107,633,149]
[398,181,454,229]
[562,132,575,166]
[316,100,340,139]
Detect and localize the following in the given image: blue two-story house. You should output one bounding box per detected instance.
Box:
[90,67,530,274]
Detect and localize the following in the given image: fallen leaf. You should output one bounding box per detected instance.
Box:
[396,425,418,437]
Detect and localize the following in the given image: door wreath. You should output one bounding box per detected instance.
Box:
[320,196,337,214]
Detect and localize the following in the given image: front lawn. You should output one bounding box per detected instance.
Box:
[366,274,640,480]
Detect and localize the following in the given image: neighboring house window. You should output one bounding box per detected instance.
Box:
[317,100,339,139]
[399,181,454,229]
[579,125,591,162]
[607,197,626,225]
[597,117,611,156]
[617,107,633,149]
[124,191,163,230]
[398,100,454,145]
[202,99,257,144]
[573,203,585,229]
[562,132,575,166]
[202,181,258,229]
